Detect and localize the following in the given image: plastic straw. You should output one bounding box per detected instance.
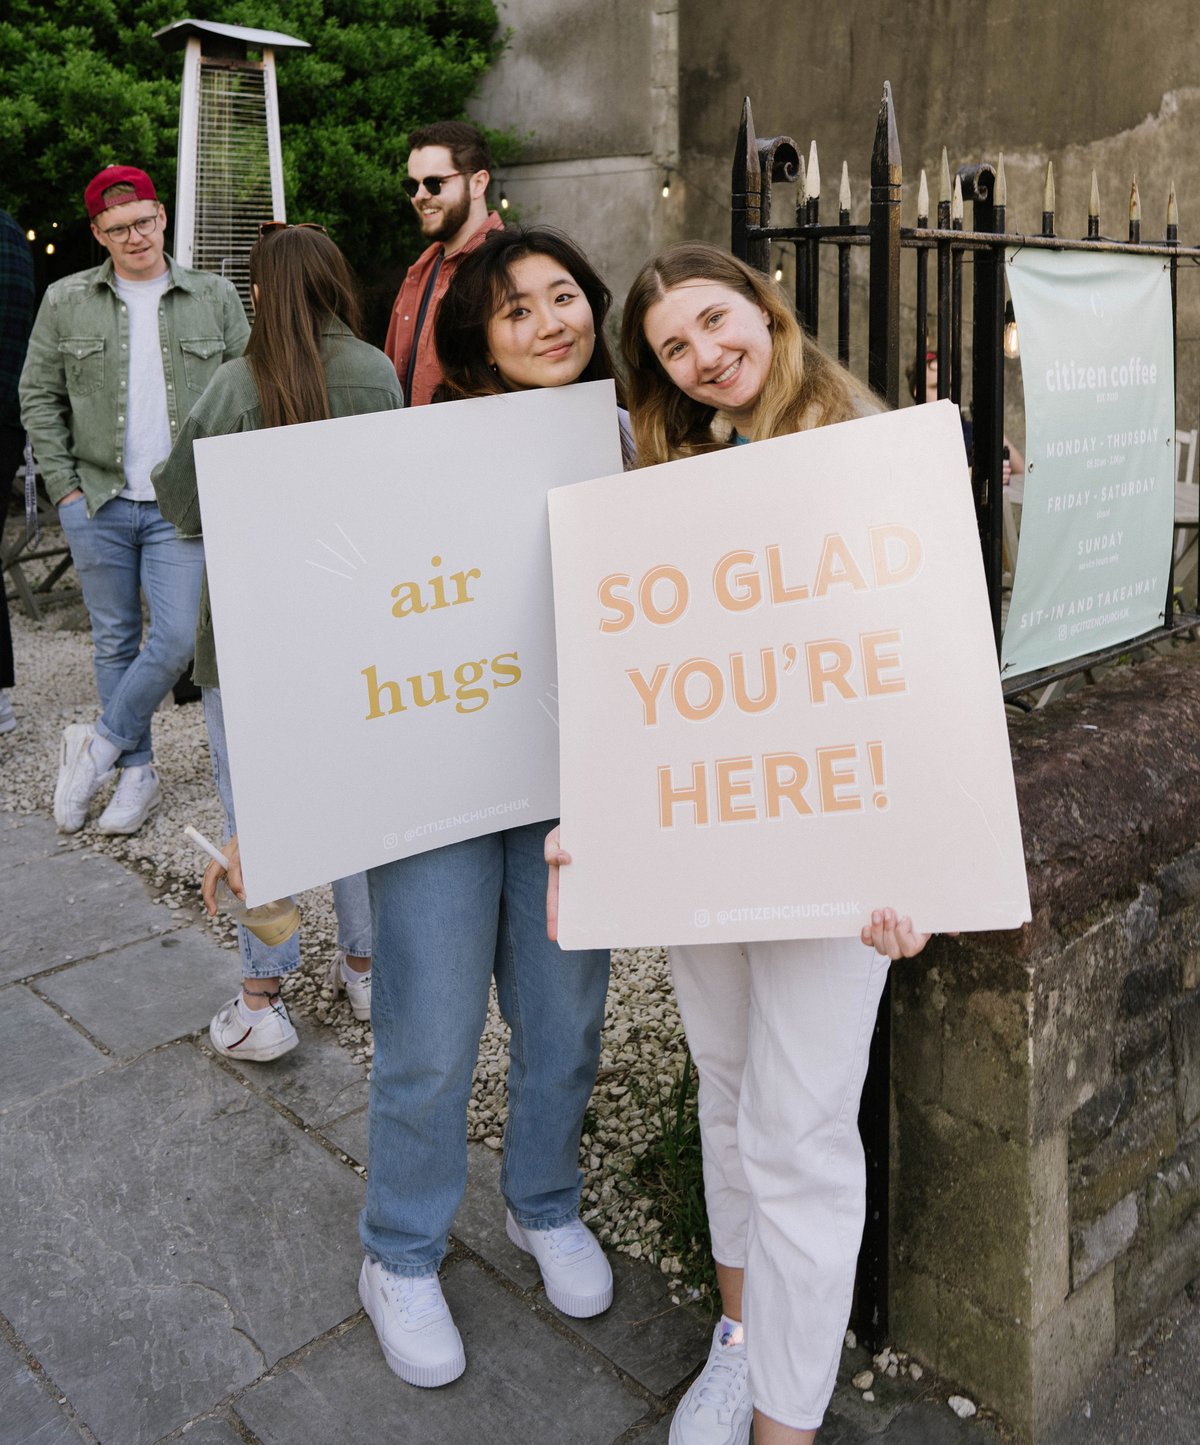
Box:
[184,824,230,871]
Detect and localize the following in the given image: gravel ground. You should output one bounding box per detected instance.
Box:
[2,595,696,1286]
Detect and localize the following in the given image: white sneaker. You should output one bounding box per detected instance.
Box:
[97,763,161,834]
[505,1211,613,1317]
[669,1321,751,1445]
[0,692,15,734]
[208,995,298,1062]
[358,1257,465,1387]
[327,949,371,1020]
[53,723,113,833]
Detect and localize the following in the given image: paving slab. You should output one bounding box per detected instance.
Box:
[0,1334,86,1444]
[448,1140,541,1290]
[0,811,66,876]
[218,1016,369,1127]
[0,1043,364,1445]
[878,1401,995,1441]
[234,1258,650,1444]
[621,1414,673,1443]
[34,931,240,1060]
[0,845,177,984]
[0,985,111,1111]
[158,1415,247,1445]
[319,1103,368,1165]
[547,1248,714,1396]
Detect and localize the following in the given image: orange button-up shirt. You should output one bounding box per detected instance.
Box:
[383,212,504,406]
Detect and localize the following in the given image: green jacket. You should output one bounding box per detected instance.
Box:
[153,322,403,687]
[19,255,250,514]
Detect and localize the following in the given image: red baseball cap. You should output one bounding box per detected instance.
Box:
[85,165,158,220]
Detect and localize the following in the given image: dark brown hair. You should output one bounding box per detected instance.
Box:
[433,225,624,404]
[245,227,363,430]
[406,121,492,176]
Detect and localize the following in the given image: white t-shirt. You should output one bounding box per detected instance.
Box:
[114,271,172,501]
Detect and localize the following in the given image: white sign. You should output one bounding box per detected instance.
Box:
[549,403,1031,949]
[196,382,624,905]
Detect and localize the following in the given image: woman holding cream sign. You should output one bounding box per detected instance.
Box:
[547,243,932,1445]
[347,226,628,1389]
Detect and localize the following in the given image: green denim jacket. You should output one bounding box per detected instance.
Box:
[18,255,250,513]
[153,323,404,687]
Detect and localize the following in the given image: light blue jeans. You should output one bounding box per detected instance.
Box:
[58,496,203,769]
[362,821,610,1275]
[202,686,371,977]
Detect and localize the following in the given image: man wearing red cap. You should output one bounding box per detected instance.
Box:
[20,165,249,834]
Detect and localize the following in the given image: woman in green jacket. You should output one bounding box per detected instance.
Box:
[153,223,402,1063]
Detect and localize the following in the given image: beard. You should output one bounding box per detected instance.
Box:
[417,187,472,244]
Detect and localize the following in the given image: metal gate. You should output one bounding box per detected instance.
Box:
[730,82,1200,1346]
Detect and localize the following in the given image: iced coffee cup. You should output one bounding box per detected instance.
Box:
[185,824,300,946]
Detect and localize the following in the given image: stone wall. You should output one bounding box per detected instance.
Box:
[471,0,681,307]
[476,0,1200,431]
[890,642,1200,1438]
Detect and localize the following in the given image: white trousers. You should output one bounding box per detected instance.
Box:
[669,937,890,1432]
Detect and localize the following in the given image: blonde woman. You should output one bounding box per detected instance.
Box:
[549,242,931,1445]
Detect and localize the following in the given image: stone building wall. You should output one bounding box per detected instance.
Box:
[475,0,1200,434]
[890,642,1200,1438]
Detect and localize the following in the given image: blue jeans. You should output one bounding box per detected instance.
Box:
[58,496,203,769]
[202,686,371,977]
[362,822,610,1276]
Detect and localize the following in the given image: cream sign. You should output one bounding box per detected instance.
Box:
[548,403,1031,949]
[196,382,623,906]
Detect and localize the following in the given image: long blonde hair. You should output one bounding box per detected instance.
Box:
[621,243,874,464]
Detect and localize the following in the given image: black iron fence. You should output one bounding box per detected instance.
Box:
[731,83,1200,698]
[729,82,1200,1349]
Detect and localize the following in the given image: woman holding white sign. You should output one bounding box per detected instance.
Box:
[154,224,402,1060]
[352,226,625,1390]
[548,242,931,1445]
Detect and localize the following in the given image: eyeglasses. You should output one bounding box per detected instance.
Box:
[97,212,161,244]
[258,221,329,239]
[401,173,464,199]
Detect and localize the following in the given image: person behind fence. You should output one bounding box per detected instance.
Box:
[906,348,1024,481]
[153,223,401,1061]
[19,165,249,835]
[349,224,624,1392]
[546,241,935,1445]
[0,204,35,736]
[383,120,504,406]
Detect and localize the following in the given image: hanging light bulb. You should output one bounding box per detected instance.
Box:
[45,243,55,255]
[499,189,509,212]
[774,251,784,282]
[661,169,671,199]
[1003,299,1020,358]
[25,229,35,242]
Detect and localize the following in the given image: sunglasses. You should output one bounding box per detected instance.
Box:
[401,172,464,199]
[258,221,329,238]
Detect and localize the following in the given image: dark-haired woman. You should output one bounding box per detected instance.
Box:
[153,224,401,1062]
[351,226,623,1390]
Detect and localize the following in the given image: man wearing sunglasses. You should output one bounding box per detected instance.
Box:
[384,121,503,406]
[20,164,249,835]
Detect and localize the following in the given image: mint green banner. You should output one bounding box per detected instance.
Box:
[1001,249,1175,677]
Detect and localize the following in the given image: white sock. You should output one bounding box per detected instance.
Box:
[238,992,279,1025]
[342,955,371,983]
[88,732,121,773]
[717,1315,744,1348]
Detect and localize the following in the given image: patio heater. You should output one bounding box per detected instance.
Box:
[154,18,310,310]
